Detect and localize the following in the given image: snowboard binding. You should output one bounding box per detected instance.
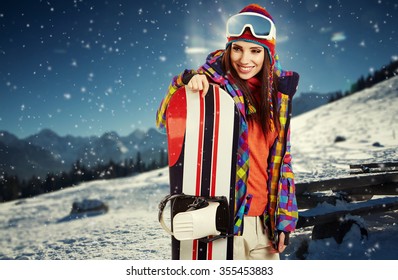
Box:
[158,193,232,242]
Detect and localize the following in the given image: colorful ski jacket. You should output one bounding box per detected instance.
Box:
[156,50,299,245]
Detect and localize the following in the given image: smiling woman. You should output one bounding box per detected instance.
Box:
[229,41,265,80]
[156,3,300,260]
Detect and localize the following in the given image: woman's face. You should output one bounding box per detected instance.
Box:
[230,41,265,80]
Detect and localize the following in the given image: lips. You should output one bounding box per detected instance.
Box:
[238,65,254,74]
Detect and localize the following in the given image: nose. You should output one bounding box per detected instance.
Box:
[239,50,250,64]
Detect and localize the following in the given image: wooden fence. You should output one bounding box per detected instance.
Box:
[295,162,398,241]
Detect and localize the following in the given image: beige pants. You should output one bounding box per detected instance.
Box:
[233,216,280,260]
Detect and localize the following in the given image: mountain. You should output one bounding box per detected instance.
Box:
[0,128,167,179]
[0,131,66,180]
[292,92,333,116]
[0,131,20,146]
[24,128,91,166]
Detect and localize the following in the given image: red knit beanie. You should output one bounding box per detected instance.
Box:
[227,4,276,65]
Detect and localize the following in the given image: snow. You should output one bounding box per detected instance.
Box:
[1,77,398,260]
[0,169,171,260]
[291,76,398,182]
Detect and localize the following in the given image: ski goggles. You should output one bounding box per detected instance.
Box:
[226,12,276,40]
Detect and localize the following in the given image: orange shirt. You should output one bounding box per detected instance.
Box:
[245,76,278,216]
[247,119,277,216]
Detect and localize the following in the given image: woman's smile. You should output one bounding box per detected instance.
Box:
[230,41,265,80]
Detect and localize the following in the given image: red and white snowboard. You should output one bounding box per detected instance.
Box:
[165,84,239,260]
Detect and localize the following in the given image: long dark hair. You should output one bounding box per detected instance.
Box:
[222,45,280,135]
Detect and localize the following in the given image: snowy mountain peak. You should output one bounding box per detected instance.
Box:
[100,131,120,140]
[0,128,167,179]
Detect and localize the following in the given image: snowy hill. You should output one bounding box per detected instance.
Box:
[291,76,398,182]
[0,77,397,260]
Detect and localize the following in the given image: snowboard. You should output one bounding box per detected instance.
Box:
[164,84,240,260]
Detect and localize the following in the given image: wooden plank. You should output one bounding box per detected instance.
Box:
[349,162,398,174]
[297,194,344,209]
[297,197,398,229]
[350,169,398,175]
[296,172,398,196]
[340,182,398,196]
[350,162,398,169]
[297,193,374,209]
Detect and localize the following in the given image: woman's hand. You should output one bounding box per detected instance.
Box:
[187,74,209,97]
[268,232,287,254]
[276,232,287,253]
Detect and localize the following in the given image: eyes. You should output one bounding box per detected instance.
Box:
[232,45,263,54]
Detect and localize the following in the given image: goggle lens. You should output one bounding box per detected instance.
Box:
[227,13,274,39]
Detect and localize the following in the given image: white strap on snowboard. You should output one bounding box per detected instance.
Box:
[158,195,221,241]
[173,202,220,240]
[158,194,180,236]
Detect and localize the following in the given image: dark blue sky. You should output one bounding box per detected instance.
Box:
[0,0,397,138]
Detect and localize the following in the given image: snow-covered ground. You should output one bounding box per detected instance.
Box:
[0,170,171,260]
[0,77,397,260]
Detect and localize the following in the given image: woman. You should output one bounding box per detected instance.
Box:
[156,4,299,260]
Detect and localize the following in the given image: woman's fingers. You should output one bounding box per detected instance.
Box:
[187,74,209,96]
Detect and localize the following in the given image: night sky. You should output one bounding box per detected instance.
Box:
[0,0,397,138]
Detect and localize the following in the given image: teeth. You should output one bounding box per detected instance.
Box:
[240,66,253,71]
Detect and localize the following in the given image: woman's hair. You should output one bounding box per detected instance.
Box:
[222,45,280,135]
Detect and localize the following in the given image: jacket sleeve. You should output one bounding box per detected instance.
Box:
[276,71,300,233]
[277,71,300,98]
[276,127,299,232]
[155,69,198,129]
